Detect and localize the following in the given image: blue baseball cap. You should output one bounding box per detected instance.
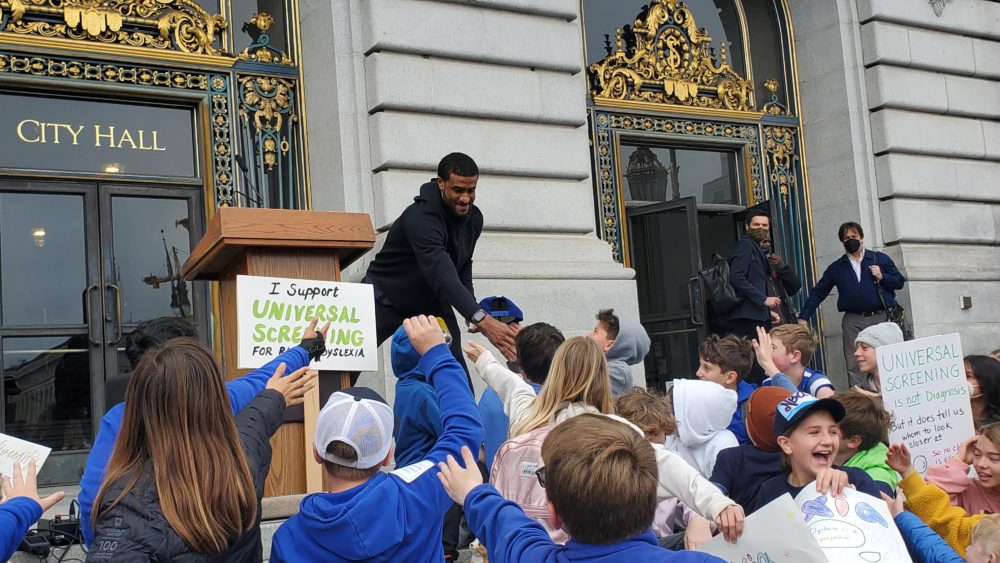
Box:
[479,295,523,324]
[773,392,845,437]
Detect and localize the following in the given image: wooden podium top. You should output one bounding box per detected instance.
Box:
[181,207,375,280]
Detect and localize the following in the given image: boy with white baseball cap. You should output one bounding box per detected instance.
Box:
[271,315,483,562]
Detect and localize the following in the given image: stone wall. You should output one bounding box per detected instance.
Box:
[788,0,1000,387]
[299,0,642,402]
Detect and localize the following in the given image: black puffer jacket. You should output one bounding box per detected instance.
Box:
[87,389,286,562]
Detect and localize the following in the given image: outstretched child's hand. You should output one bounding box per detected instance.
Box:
[886,443,915,479]
[403,315,447,355]
[463,341,486,363]
[266,363,318,407]
[881,490,905,517]
[0,460,65,512]
[715,504,744,543]
[751,326,779,377]
[437,446,484,506]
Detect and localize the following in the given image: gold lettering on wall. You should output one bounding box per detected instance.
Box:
[13,120,167,151]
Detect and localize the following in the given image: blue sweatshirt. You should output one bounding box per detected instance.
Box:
[270,344,483,562]
[798,249,905,321]
[391,326,443,467]
[480,382,542,473]
[78,345,310,545]
[1,497,42,561]
[464,484,723,562]
[894,511,964,563]
[726,381,757,445]
[710,444,782,511]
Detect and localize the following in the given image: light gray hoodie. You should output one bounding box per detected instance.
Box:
[606,316,651,396]
[666,379,739,478]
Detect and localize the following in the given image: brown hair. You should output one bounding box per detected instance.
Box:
[541,414,658,545]
[834,390,891,450]
[321,441,382,481]
[595,309,620,340]
[698,334,753,380]
[510,337,614,437]
[515,322,565,385]
[971,514,1000,557]
[94,339,257,554]
[769,324,821,365]
[614,387,676,437]
[980,423,1000,453]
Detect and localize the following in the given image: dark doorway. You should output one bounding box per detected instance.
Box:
[0,180,208,485]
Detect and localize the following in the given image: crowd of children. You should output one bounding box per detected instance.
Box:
[3,303,1000,563]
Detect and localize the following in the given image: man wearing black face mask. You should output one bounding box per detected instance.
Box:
[797,221,906,386]
[724,210,781,383]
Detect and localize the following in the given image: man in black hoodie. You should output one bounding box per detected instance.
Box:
[364,153,516,383]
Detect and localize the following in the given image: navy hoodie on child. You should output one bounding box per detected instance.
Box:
[390,325,441,467]
[464,484,724,562]
[269,344,483,562]
[754,465,883,513]
[710,444,782,511]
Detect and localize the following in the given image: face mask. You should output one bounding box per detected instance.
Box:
[969,380,983,400]
[748,228,769,243]
[843,238,862,253]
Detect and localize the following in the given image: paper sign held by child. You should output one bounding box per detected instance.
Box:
[0,432,50,475]
[703,485,907,563]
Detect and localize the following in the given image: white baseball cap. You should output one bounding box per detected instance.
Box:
[314,387,394,469]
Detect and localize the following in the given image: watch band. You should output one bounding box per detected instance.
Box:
[471,308,488,324]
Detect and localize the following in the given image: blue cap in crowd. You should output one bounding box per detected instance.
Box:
[773,392,845,437]
[479,295,523,324]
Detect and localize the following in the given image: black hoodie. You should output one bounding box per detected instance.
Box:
[365,179,483,321]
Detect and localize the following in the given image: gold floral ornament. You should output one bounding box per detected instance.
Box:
[588,0,753,112]
[0,0,227,56]
[762,79,790,116]
[236,11,293,65]
[238,74,296,169]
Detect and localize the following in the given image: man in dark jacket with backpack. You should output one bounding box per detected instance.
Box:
[364,153,517,383]
[724,210,781,384]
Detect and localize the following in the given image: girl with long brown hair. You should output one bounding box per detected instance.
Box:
[88,338,316,561]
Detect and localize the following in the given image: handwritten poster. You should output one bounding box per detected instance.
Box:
[877,333,974,474]
[793,484,908,562]
[0,432,51,474]
[701,494,828,563]
[236,275,377,371]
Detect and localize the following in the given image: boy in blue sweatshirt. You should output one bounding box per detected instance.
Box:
[1,460,65,561]
[436,413,724,562]
[270,315,483,562]
[78,317,326,545]
[391,324,441,467]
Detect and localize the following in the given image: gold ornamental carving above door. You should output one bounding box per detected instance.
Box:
[588,0,753,112]
[0,0,226,55]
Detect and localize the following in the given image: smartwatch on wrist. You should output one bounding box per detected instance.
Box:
[470,308,488,325]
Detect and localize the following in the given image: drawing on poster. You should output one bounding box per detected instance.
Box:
[701,494,829,563]
[794,484,907,562]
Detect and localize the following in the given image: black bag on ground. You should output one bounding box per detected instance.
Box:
[701,253,743,314]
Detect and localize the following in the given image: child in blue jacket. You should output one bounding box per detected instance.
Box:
[270,315,483,562]
[437,413,723,562]
[1,460,64,561]
[78,317,326,545]
[391,324,441,467]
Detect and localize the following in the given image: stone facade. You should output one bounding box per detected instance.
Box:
[787,0,1000,387]
[299,0,641,402]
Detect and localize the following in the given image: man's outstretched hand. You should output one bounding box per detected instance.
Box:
[437,445,484,506]
[476,316,517,361]
[403,315,447,355]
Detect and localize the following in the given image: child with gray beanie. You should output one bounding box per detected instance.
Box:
[853,322,905,394]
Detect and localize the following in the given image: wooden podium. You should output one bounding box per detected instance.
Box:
[181,207,374,496]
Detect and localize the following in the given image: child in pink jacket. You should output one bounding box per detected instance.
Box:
[926,423,1000,515]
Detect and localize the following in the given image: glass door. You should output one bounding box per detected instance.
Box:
[627,197,706,392]
[0,180,206,485]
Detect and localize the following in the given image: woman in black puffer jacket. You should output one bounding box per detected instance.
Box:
[88,338,316,562]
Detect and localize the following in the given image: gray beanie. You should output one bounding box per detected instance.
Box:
[855,322,904,348]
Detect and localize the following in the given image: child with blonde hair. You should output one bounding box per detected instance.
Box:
[968,514,1000,563]
[756,325,834,398]
[467,336,745,541]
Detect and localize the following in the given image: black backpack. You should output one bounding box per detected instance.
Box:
[701,253,743,314]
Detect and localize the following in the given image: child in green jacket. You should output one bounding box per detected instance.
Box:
[834,389,897,495]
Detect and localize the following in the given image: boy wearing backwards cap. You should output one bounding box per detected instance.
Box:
[270,315,483,562]
[756,392,882,509]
